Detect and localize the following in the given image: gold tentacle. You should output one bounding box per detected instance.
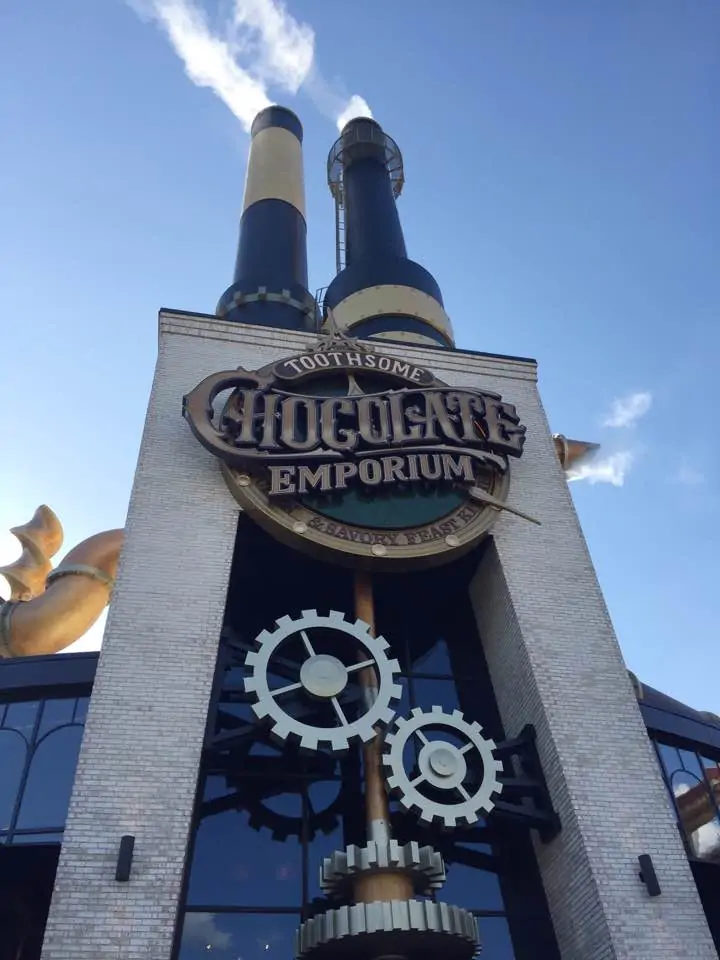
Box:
[1,518,123,658]
[0,505,64,601]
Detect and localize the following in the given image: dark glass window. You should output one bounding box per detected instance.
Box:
[443,853,504,910]
[701,755,720,806]
[175,521,559,960]
[654,739,720,863]
[0,696,88,842]
[304,782,345,902]
[411,676,460,714]
[178,912,299,960]
[187,780,302,907]
[17,726,84,830]
[5,701,39,737]
[73,696,89,724]
[412,637,453,676]
[9,832,64,843]
[477,915,516,957]
[0,730,27,830]
[38,698,76,737]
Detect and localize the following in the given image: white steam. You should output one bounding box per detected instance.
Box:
[229,0,314,94]
[567,451,634,487]
[151,0,271,129]
[336,94,373,131]
[130,0,372,133]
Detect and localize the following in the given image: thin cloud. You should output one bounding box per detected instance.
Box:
[182,912,232,949]
[671,458,705,487]
[568,451,634,487]
[602,391,652,429]
[130,0,371,133]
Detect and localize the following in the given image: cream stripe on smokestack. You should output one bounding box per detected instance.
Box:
[331,284,453,345]
[242,125,306,216]
[217,106,315,331]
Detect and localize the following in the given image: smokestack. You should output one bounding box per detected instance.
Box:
[217,106,316,331]
[325,117,453,348]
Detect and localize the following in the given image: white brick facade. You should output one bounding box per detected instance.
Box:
[41,311,715,959]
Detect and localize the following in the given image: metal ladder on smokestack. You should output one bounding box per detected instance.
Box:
[329,120,404,277]
[333,172,347,274]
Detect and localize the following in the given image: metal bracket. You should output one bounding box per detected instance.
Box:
[490,725,561,842]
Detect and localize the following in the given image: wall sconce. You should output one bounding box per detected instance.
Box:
[115,835,135,882]
[638,854,661,897]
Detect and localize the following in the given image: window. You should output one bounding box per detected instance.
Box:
[16,726,84,830]
[175,522,559,959]
[177,912,299,960]
[0,696,89,843]
[0,730,26,830]
[654,740,720,863]
[177,615,549,957]
[187,778,302,908]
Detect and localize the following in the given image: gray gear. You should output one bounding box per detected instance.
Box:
[383,706,503,828]
[320,840,446,899]
[244,610,402,753]
[295,898,479,960]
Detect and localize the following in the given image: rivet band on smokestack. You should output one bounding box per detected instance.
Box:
[217,106,316,331]
[324,118,454,348]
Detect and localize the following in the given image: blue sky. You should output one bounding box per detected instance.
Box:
[1,1,717,711]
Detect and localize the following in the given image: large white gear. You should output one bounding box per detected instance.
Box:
[383,706,503,828]
[244,609,402,753]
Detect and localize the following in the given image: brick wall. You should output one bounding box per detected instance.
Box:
[41,312,715,959]
[468,378,715,958]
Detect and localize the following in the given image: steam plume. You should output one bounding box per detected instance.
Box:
[303,66,373,130]
[567,451,634,487]
[130,0,372,133]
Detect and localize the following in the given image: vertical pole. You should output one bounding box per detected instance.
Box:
[353,569,413,904]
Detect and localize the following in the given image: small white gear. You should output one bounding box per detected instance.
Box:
[244,609,402,753]
[383,706,503,828]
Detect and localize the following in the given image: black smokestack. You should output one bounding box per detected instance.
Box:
[217,106,316,331]
[325,118,453,348]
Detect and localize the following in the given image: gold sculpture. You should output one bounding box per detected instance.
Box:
[0,505,64,601]
[0,506,123,658]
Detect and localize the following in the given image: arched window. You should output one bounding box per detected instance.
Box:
[0,696,89,841]
[0,729,27,831]
[16,726,84,831]
[655,740,720,863]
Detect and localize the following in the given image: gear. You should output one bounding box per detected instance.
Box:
[320,840,446,899]
[383,706,503,829]
[245,783,346,843]
[244,610,402,753]
[295,898,479,960]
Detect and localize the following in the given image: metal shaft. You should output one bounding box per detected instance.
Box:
[354,570,413,904]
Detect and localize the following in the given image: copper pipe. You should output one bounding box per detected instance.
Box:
[354,869,413,903]
[353,570,413,904]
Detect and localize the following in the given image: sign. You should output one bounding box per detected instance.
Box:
[183,346,527,568]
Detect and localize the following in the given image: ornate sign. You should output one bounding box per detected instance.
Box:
[183,346,528,568]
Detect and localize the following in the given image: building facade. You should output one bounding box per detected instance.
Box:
[1,108,718,960]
